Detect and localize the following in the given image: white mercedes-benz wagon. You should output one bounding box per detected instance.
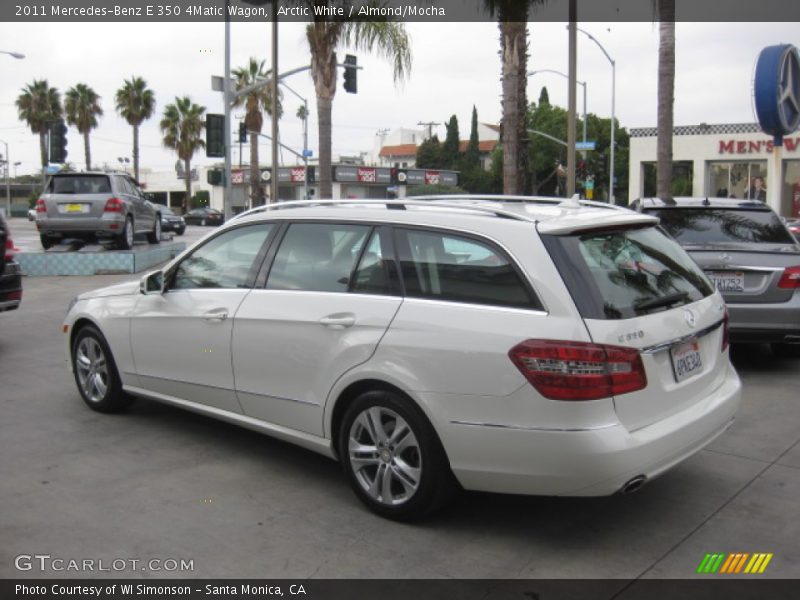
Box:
[64,197,741,520]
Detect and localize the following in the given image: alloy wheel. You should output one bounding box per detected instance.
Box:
[348,406,422,506]
[75,337,109,403]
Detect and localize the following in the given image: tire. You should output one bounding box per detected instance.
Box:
[175,226,185,236]
[200,218,206,226]
[40,234,54,250]
[147,215,161,244]
[771,343,800,358]
[71,325,134,413]
[338,390,456,521]
[117,217,134,250]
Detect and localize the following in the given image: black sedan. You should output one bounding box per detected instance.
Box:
[0,211,22,313]
[159,206,186,235]
[184,207,224,227]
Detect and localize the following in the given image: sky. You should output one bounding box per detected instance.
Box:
[0,20,798,178]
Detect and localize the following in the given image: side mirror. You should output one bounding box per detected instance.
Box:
[140,270,164,295]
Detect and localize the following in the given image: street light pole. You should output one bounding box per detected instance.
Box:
[223,0,233,219]
[281,81,309,199]
[1,139,11,215]
[270,13,279,204]
[577,27,616,203]
[528,69,588,148]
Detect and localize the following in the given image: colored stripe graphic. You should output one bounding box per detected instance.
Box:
[699,552,773,574]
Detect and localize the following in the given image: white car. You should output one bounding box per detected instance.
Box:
[63,197,741,520]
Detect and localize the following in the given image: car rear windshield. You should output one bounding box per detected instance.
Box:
[647,208,795,245]
[542,225,714,320]
[46,175,111,195]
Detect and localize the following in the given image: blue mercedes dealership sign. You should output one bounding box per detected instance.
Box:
[754,44,800,145]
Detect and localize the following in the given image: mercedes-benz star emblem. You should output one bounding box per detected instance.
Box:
[684,308,697,328]
[779,47,800,131]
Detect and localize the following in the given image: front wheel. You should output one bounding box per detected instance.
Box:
[40,234,54,250]
[339,390,456,521]
[147,215,161,244]
[117,217,134,250]
[72,325,134,413]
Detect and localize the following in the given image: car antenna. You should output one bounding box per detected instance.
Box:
[703,197,710,206]
[559,194,581,208]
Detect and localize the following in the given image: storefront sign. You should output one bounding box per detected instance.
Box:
[754,44,800,145]
[719,137,800,154]
[334,166,391,184]
[406,169,459,186]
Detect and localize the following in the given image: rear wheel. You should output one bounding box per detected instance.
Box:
[147,215,161,244]
[117,217,134,250]
[72,325,134,413]
[40,234,54,250]
[771,343,800,358]
[338,390,455,521]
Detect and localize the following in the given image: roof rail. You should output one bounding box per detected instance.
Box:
[410,194,630,212]
[231,199,540,223]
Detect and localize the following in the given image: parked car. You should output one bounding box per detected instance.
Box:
[633,197,800,357]
[0,211,22,312]
[183,207,224,227]
[35,172,161,250]
[157,205,185,236]
[64,197,740,520]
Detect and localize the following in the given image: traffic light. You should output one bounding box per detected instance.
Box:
[238,122,247,143]
[49,119,68,163]
[205,113,225,158]
[207,169,223,185]
[343,54,357,94]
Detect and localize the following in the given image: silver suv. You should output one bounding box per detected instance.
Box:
[36,172,161,250]
[64,197,741,520]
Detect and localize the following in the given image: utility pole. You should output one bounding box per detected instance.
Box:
[566,1,577,197]
[417,121,437,140]
[270,15,279,204]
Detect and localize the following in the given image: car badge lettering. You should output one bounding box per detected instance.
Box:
[684,308,697,328]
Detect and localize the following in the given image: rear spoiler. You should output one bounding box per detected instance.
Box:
[537,212,658,235]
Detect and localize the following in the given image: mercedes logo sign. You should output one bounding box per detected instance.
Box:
[754,44,800,140]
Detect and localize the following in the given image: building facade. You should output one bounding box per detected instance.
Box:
[629,122,800,217]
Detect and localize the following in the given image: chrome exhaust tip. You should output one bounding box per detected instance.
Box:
[621,475,647,495]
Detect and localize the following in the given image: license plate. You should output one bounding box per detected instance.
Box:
[670,339,704,383]
[706,270,744,292]
[62,203,88,214]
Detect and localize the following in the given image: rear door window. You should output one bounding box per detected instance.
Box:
[649,208,795,245]
[394,228,541,310]
[542,226,714,320]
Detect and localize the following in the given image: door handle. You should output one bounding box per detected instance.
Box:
[203,309,228,322]
[319,314,355,330]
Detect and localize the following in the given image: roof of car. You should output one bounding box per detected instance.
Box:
[231,196,658,235]
[635,197,773,211]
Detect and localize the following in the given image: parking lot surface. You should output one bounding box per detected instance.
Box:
[1,227,799,580]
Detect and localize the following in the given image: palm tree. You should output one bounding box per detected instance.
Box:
[305,17,411,198]
[64,83,103,171]
[115,77,155,182]
[656,0,675,200]
[485,1,544,195]
[160,96,205,212]
[15,79,62,180]
[232,58,282,207]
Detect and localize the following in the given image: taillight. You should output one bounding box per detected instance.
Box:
[721,307,730,352]
[508,339,647,401]
[103,197,124,213]
[35,198,46,213]
[4,236,14,261]
[777,266,800,289]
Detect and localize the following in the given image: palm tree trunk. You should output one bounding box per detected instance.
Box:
[656,0,675,200]
[317,95,333,198]
[249,132,262,206]
[184,158,191,212]
[133,124,140,182]
[84,132,91,171]
[39,131,48,182]
[500,21,529,195]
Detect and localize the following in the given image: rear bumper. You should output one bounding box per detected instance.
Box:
[37,215,126,238]
[727,292,800,344]
[440,363,741,496]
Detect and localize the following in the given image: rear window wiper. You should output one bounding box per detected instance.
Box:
[633,291,689,313]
